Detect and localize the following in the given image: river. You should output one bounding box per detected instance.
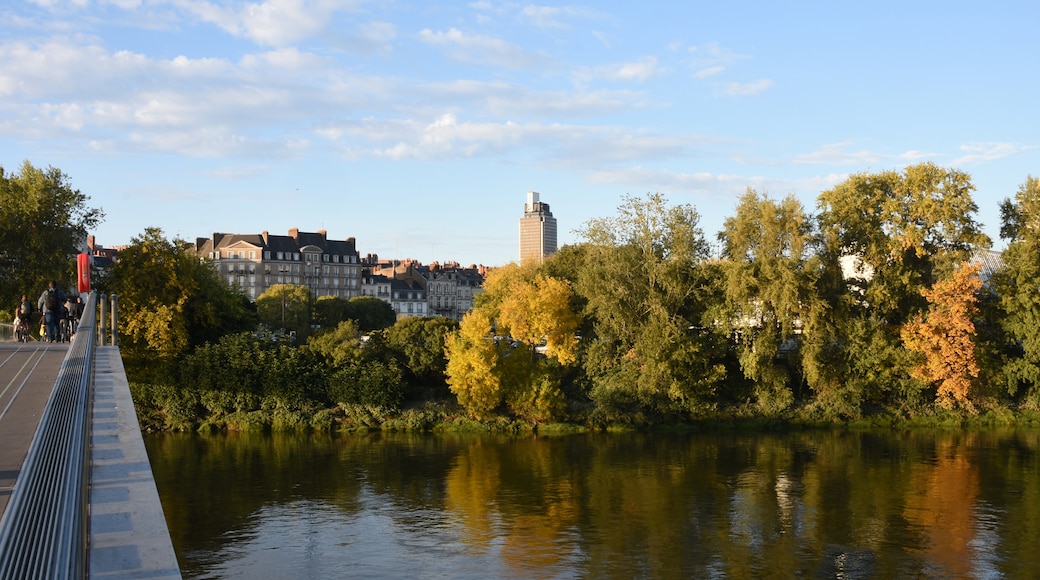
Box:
[144,428,1040,579]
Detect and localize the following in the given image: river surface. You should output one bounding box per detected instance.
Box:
[143,428,1040,579]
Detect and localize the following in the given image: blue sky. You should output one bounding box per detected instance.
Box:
[1,1,1035,266]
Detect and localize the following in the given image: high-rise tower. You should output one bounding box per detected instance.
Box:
[518,191,557,265]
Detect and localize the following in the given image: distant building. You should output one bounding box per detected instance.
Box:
[362,257,485,320]
[518,191,557,265]
[194,228,362,300]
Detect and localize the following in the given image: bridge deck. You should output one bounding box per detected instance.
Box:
[0,343,68,517]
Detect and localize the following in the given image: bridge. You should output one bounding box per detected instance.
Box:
[0,293,180,579]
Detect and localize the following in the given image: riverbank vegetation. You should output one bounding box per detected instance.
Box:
[105,164,1040,433]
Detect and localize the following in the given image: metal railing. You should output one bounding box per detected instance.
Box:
[0,292,97,579]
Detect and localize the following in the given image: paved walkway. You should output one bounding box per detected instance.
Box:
[0,342,67,517]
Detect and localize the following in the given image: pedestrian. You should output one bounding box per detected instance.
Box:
[37,280,67,343]
[15,294,34,342]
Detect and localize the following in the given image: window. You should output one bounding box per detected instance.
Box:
[249,251,256,259]
[324,254,329,262]
[277,252,284,260]
[264,251,271,260]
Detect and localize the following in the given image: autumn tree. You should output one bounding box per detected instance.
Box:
[901,263,982,411]
[445,309,503,419]
[0,161,104,304]
[718,189,816,414]
[445,263,580,422]
[576,193,727,419]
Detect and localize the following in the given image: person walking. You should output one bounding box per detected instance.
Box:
[37,281,67,343]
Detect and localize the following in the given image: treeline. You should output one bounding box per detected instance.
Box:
[120,164,1040,431]
[36,161,1036,431]
[451,164,1040,427]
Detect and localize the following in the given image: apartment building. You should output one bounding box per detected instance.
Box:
[362,257,484,320]
[194,228,363,300]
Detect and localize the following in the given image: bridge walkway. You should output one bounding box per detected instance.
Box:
[0,341,180,579]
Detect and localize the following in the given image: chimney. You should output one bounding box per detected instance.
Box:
[262,230,268,244]
[289,228,299,239]
[318,229,327,241]
[87,235,96,251]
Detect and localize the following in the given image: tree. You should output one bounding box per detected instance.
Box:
[306,319,364,366]
[993,176,1040,408]
[815,163,990,414]
[382,316,459,389]
[445,309,503,420]
[901,263,982,411]
[817,162,990,325]
[312,295,351,331]
[445,264,580,422]
[256,284,311,339]
[104,227,255,371]
[344,296,396,332]
[718,189,815,414]
[575,193,726,419]
[0,161,104,304]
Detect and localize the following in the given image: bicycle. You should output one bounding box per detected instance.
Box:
[15,317,33,343]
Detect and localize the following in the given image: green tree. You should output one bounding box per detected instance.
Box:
[104,227,255,374]
[575,193,726,420]
[306,319,364,366]
[0,161,104,304]
[312,295,350,331]
[993,176,1040,409]
[256,284,311,339]
[815,163,990,414]
[718,189,815,414]
[344,295,396,332]
[382,316,459,390]
[817,162,989,325]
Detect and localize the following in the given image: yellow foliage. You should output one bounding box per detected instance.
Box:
[445,309,502,419]
[901,263,982,410]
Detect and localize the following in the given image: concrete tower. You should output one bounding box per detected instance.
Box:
[518,191,557,265]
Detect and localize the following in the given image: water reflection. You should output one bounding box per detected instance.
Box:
[144,429,1040,579]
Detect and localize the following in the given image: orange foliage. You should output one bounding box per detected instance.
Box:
[901,263,982,410]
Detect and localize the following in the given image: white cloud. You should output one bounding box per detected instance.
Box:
[417,27,551,69]
[572,56,660,86]
[952,142,1028,165]
[688,42,747,78]
[724,79,773,96]
[792,142,885,166]
[173,0,365,47]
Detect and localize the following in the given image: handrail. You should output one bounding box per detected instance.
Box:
[0,292,97,579]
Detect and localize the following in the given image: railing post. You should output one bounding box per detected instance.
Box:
[110,294,118,347]
[99,293,108,346]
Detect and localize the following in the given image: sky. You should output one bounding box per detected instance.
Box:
[1,1,1037,267]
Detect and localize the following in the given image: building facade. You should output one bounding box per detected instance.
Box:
[194,228,363,300]
[362,258,484,320]
[518,191,557,265]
